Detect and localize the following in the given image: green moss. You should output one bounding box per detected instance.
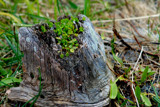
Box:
[54,16,85,58]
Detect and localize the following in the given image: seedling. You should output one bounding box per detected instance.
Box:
[53,16,85,58]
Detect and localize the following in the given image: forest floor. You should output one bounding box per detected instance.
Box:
[0,0,160,107]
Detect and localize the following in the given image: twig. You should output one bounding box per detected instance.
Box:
[112,23,159,57]
[146,55,160,66]
[131,46,144,107]
[92,14,160,24]
[133,33,141,48]
[95,28,113,33]
[95,28,130,38]
[124,0,130,12]
[113,23,134,50]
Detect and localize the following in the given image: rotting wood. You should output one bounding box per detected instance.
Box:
[8,14,114,107]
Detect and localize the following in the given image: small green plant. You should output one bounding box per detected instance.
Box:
[54,16,84,58]
[41,25,47,33]
[82,17,86,21]
[110,38,158,107]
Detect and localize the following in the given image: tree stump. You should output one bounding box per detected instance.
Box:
[8,15,114,107]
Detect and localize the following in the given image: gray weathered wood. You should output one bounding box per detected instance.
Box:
[8,15,114,107]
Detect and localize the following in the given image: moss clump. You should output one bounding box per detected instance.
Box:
[54,16,85,58]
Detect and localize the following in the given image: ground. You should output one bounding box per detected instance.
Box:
[0,0,160,107]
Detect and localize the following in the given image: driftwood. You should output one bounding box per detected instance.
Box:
[8,15,114,107]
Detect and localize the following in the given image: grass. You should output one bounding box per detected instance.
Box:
[0,0,160,106]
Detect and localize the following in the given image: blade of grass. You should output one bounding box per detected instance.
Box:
[141,66,149,83]
[22,96,37,107]
[74,7,80,16]
[25,13,50,21]
[0,81,12,88]
[0,0,5,6]
[11,61,22,77]
[54,0,58,20]
[151,83,160,105]
[57,0,66,15]
[1,54,23,66]
[65,6,73,16]
[3,34,21,57]
[57,0,61,15]
[68,0,78,9]
[35,0,40,16]
[84,0,90,16]
[0,11,21,24]
[4,35,17,55]
[25,0,34,14]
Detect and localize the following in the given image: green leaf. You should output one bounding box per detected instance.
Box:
[82,17,86,21]
[124,66,131,74]
[74,33,78,36]
[118,76,127,81]
[70,48,74,53]
[79,26,84,32]
[0,65,12,77]
[69,38,77,43]
[65,52,69,57]
[111,38,115,53]
[135,86,141,102]
[69,45,73,48]
[60,53,64,58]
[41,26,47,33]
[121,99,128,107]
[68,30,73,35]
[140,93,152,106]
[101,32,105,40]
[113,53,123,66]
[148,71,155,76]
[47,21,53,28]
[68,0,78,9]
[56,37,61,40]
[141,66,149,83]
[0,77,22,87]
[0,65,8,76]
[110,80,118,99]
[75,43,79,47]
[72,47,77,50]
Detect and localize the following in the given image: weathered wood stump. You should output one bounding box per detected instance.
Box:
[8,15,114,106]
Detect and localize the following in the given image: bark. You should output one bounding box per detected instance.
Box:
[8,15,114,107]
